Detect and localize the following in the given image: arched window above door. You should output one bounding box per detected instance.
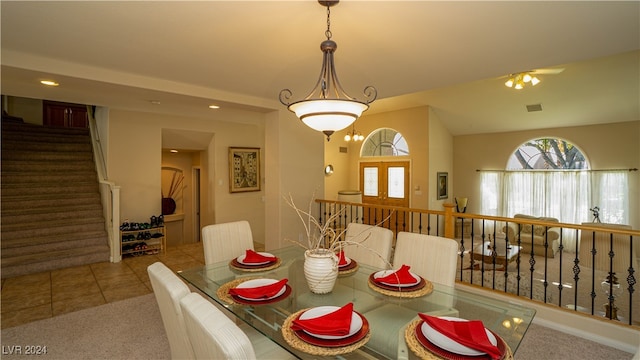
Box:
[360,128,409,157]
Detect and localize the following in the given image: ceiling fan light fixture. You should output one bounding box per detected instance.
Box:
[279,0,377,141]
[40,80,59,86]
[504,71,541,90]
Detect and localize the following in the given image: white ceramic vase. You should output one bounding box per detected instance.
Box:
[304,249,338,294]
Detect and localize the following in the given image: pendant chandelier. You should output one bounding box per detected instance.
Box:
[344,124,364,142]
[279,0,377,141]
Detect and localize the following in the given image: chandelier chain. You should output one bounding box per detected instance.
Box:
[325,5,332,40]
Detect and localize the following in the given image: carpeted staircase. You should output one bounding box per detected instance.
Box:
[1,121,110,278]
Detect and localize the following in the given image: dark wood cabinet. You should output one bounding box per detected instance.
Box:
[43,101,88,128]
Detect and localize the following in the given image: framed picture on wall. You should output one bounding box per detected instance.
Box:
[437,172,448,199]
[229,147,261,193]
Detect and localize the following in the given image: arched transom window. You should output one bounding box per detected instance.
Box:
[507,138,588,170]
[360,128,409,157]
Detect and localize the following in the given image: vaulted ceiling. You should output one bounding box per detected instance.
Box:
[2,1,638,136]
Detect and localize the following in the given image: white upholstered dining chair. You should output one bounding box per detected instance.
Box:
[147,262,195,360]
[343,223,394,268]
[180,292,256,359]
[180,292,296,360]
[362,232,460,359]
[202,220,254,265]
[393,231,459,286]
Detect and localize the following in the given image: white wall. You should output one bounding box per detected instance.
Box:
[265,110,325,250]
[106,108,269,243]
[428,108,454,209]
[4,96,42,125]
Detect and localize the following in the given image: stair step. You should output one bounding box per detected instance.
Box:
[1,171,97,184]
[1,193,101,210]
[1,203,103,217]
[1,160,96,172]
[0,183,99,197]
[1,122,90,137]
[2,150,93,162]
[1,207,105,226]
[1,232,108,257]
[1,132,91,144]
[1,245,111,279]
[2,140,92,153]
[1,180,98,190]
[1,217,106,241]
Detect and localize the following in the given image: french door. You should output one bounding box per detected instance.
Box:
[359,161,410,232]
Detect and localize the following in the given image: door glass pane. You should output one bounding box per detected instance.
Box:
[387,167,405,198]
[363,167,378,196]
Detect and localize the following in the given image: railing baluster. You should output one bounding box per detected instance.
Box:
[588,231,597,315]
[572,228,580,313]
[627,234,635,326]
[557,229,564,307]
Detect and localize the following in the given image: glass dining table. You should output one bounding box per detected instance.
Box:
[178,246,536,359]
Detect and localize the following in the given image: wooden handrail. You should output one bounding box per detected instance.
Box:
[315,198,640,237]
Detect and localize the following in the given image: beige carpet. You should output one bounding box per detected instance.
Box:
[0,294,170,360]
[1,293,634,360]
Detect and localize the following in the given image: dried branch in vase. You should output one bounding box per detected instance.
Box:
[284,192,395,269]
[164,172,184,199]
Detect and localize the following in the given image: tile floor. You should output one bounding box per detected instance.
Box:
[1,241,263,329]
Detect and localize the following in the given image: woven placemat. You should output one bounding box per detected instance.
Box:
[367,277,433,298]
[338,261,359,275]
[217,277,259,305]
[281,309,371,356]
[228,257,282,272]
[404,319,513,360]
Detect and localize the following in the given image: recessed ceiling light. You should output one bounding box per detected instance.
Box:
[150,100,161,105]
[170,149,178,153]
[208,104,220,109]
[40,80,59,86]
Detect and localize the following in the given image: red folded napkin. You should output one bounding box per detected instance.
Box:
[228,278,288,299]
[338,250,348,266]
[291,303,354,337]
[419,314,502,360]
[242,249,277,264]
[375,264,417,285]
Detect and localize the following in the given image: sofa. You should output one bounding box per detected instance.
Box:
[503,214,561,258]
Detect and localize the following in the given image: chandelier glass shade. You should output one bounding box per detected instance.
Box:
[504,72,540,90]
[279,0,377,141]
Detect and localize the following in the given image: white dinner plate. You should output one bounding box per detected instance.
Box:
[373,269,420,287]
[338,256,352,267]
[237,252,275,265]
[298,306,363,340]
[234,278,286,301]
[421,316,497,356]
